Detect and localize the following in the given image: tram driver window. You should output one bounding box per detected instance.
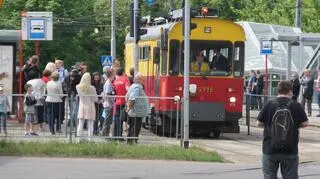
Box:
[187,40,232,76]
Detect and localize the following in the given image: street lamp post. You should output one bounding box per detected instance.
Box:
[111,0,116,67]
[183,0,190,149]
[134,0,139,74]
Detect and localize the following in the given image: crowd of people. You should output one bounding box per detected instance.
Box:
[247,68,320,117]
[0,55,149,143]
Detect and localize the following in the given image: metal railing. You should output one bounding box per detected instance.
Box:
[243,92,319,135]
[0,93,182,144]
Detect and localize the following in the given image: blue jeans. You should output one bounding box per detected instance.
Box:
[114,105,125,138]
[102,107,113,136]
[250,93,257,108]
[46,102,61,134]
[263,154,298,179]
[70,97,79,128]
[0,112,7,132]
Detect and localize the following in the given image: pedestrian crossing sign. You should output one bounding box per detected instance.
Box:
[101,55,113,68]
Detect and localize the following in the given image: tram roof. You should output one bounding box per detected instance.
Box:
[125,22,177,43]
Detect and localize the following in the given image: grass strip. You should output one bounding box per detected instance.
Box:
[0,140,223,162]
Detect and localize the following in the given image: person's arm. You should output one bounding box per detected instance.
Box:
[6,97,10,111]
[57,82,63,99]
[257,120,264,127]
[300,121,309,128]
[127,86,140,110]
[92,86,98,102]
[256,101,269,127]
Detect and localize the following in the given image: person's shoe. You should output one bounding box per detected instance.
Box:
[30,132,39,136]
[25,132,30,136]
[316,114,320,117]
[56,130,62,133]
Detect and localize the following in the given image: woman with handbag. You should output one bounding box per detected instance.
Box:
[126,73,149,144]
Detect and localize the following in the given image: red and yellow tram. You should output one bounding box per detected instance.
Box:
[125,8,245,137]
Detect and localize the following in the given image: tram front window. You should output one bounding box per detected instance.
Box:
[181,40,233,76]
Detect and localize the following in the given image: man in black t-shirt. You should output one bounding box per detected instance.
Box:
[257,81,309,179]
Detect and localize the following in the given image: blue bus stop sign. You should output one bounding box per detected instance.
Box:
[260,40,273,55]
[101,55,113,68]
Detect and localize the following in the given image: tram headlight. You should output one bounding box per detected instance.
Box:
[189,84,197,95]
[229,97,236,103]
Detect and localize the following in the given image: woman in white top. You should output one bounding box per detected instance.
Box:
[76,72,98,138]
[45,72,63,135]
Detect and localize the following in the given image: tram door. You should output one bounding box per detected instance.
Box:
[153,46,161,97]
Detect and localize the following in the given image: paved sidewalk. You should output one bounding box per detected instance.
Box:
[0,157,319,179]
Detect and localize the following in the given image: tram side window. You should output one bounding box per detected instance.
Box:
[139,46,151,61]
[234,42,244,77]
[169,40,180,75]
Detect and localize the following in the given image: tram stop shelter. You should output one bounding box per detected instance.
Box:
[0,30,20,115]
[238,22,320,95]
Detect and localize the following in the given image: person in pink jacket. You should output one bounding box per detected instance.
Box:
[76,72,98,139]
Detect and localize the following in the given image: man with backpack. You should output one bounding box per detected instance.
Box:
[257,81,309,179]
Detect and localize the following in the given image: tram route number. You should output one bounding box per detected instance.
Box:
[198,86,214,93]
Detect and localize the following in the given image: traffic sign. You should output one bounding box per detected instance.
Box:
[21,11,53,41]
[146,0,157,6]
[101,55,113,68]
[29,19,46,39]
[260,40,273,55]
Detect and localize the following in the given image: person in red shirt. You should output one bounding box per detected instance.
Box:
[113,68,130,139]
[41,69,52,84]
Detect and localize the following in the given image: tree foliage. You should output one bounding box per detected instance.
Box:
[0,0,319,72]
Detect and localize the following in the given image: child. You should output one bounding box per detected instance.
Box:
[24,84,38,136]
[102,69,115,137]
[0,87,9,135]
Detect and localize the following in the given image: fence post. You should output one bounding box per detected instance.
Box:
[68,96,72,143]
[245,93,250,135]
[180,100,184,148]
[176,99,180,139]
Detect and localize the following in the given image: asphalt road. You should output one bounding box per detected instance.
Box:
[0,157,320,179]
[192,125,320,164]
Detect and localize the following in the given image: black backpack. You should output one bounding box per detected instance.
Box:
[270,101,295,150]
[25,96,37,106]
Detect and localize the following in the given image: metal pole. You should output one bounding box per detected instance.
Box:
[287,43,292,80]
[299,40,303,73]
[176,100,180,139]
[183,0,190,149]
[35,41,40,62]
[134,0,139,74]
[19,30,24,123]
[111,0,116,66]
[295,0,302,29]
[245,94,250,135]
[265,55,269,96]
